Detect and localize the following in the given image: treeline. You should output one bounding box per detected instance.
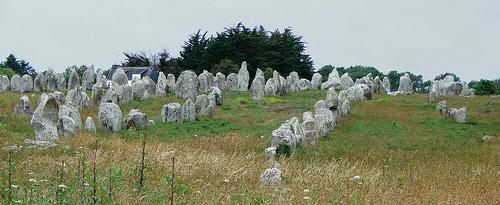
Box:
[317,65,500,95]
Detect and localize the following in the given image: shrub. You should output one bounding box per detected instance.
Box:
[212,59,239,75]
[473,79,497,95]
[276,142,292,158]
[264,67,273,80]
[0,67,16,78]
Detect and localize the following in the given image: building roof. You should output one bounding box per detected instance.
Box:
[107,65,160,83]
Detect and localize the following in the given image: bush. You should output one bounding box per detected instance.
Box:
[473,79,497,95]
[434,73,460,81]
[276,142,292,158]
[0,67,16,78]
[263,67,273,80]
[212,59,239,75]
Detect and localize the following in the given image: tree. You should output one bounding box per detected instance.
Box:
[179,30,210,73]
[473,79,497,95]
[0,54,37,77]
[342,65,384,80]
[434,73,460,82]
[386,70,426,93]
[121,52,150,67]
[0,67,16,78]
[212,59,239,75]
[318,65,334,81]
[64,65,89,79]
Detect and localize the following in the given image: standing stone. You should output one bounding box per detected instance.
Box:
[314,108,336,137]
[314,100,328,112]
[0,75,10,92]
[121,84,132,103]
[98,102,122,132]
[182,99,196,121]
[82,66,95,91]
[102,81,124,104]
[338,99,351,115]
[429,91,438,103]
[328,68,340,80]
[210,87,223,105]
[92,84,104,105]
[397,73,413,94]
[51,91,66,105]
[311,73,322,90]
[297,79,311,91]
[237,61,250,91]
[85,117,96,132]
[161,103,182,123]
[95,69,107,88]
[10,75,22,92]
[45,69,57,91]
[65,87,89,109]
[175,70,199,100]
[34,73,47,92]
[265,78,277,96]
[132,80,146,100]
[67,69,80,90]
[374,76,387,94]
[21,74,34,93]
[112,68,128,85]
[15,95,33,115]
[383,76,390,93]
[250,68,265,100]
[287,71,300,92]
[301,112,318,144]
[271,123,299,151]
[259,162,282,185]
[142,76,156,96]
[340,73,354,90]
[325,87,339,111]
[321,78,341,90]
[198,70,215,93]
[273,71,288,96]
[226,73,239,91]
[31,93,59,141]
[124,109,148,129]
[214,72,226,90]
[56,73,66,90]
[58,104,81,136]
[166,73,176,92]
[436,100,447,114]
[448,107,466,123]
[195,94,213,117]
[58,104,81,128]
[459,82,471,96]
[156,72,167,96]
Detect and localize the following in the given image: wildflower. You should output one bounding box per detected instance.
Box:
[11,184,18,188]
[14,200,22,203]
[223,178,230,183]
[83,182,90,187]
[28,178,37,183]
[58,184,67,189]
[350,175,361,180]
[303,189,310,193]
[303,196,311,200]
[40,179,48,183]
[260,136,264,139]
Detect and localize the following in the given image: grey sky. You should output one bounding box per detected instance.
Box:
[1,0,499,81]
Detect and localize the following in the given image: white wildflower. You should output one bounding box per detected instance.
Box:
[58,184,67,189]
[28,179,37,183]
[11,184,18,188]
[303,189,310,193]
[303,196,311,200]
[350,175,361,180]
[223,178,230,183]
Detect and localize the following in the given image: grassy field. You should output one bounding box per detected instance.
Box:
[0,90,499,204]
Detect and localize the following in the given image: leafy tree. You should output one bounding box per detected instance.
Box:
[473,79,497,95]
[0,67,16,78]
[212,59,239,75]
[318,65,334,81]
[434,73,460,81]
[64,65,89,79]
[386,70,425,93]
[0,54,37,77]
[121,52,150,67]
[494,78,500,94]
[160,57,184,77]
[342,65,384,80]
[179,30,210,73]
[264,67,273,80]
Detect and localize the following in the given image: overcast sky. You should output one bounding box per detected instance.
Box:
[1,0,499,81]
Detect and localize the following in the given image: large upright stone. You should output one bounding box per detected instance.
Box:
[166,73,176,92]
[31,93,59,141]
[265,78,277,96]
[340,73,354,90]
[0,75,10,92]
[67,69,80,90]
[142,76,156,96]
[338,84,369,102]
[56,73,66,90]
[287,71,300,92]
[175,70,199,100]
[436,100,447,114]
[328,68,340,81]
[15,95,33,115]
[226,73,239,91]
[383,76,390,93]
[237,61,250,91]
[156,72,167,96]
[82,66,95,91]
[250,68,265,100]
[132,80,146,100]
[273,71,287,96]
[161,103,182,123]
[124,109,148,129]
[195,94,213,117]
[21,74,34,93]
[214,72,226,90]
[65,87,88,109]
[297,79,311,91]
[311,73,322,90]
[10,75,22,92]
[98,102,122,132]
[45,69,58,91]
[34,73,47,92]
[92,84,104,105]
[112,68,128,85]
[121,84,132,103]
[373,76,386,94]
[85,117,96,133]
[271,123,299,151]
[397,73,413,94]
[51,91,66,105]
[301,112,318,144]
[182,99,196,121]
[314,108,336,137]
[210,87,223,105]
[198,70,215,93]
[58,104,81,135]
[338,99,351,115]
[325,87,339,111]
